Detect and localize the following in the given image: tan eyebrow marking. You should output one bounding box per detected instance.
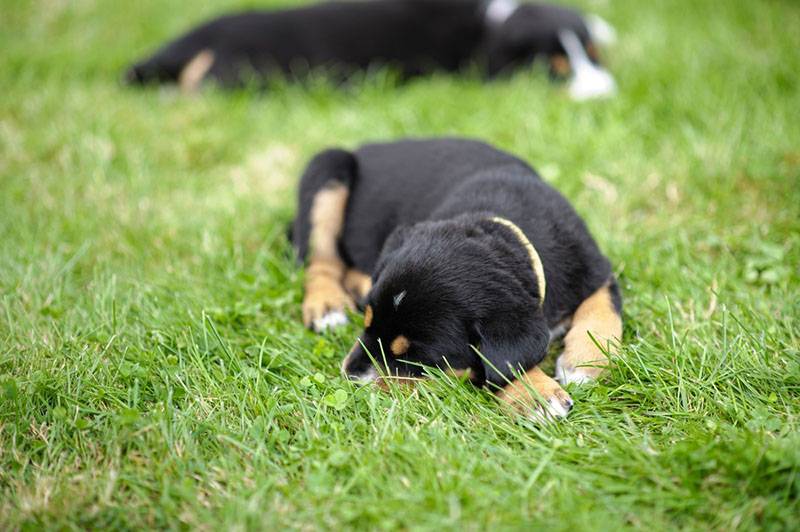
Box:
[390,335,410,356]
[364,305,373,328]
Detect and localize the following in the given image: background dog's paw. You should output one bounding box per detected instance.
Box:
[302,289,354,332]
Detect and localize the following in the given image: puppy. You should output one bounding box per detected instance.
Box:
[125,0,615,99]
[291,138,622,420]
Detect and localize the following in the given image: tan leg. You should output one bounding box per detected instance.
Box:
[556,283,622,385]
[496,366,574,421]
[343,269,372,302]
[179,49,215,92]
[302,184,355,332]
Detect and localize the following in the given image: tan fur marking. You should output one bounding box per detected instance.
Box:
[363,305,373,328]
[302,263,355,327]
[559,284,622,380]
[550,53,571,76]
[309,185,348,260]
[585,43,600,63]
[496,366,572,414]
[390,335,410,356]
[302,184,354,328]
[344,269,372,301]
[179,49,215,92]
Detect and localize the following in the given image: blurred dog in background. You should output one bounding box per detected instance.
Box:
[125,0,616,100]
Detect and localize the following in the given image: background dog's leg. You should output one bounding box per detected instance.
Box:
[556,281,622,384]
[496,366,573,421]
[292,149,358,332]
[178,49,215,92]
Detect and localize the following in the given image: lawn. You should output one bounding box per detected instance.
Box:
[1,0,799,529]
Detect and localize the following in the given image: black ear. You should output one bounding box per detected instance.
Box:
[473,312,550,389]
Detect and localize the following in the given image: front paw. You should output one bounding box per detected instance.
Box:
[528,387,574,423]
[497,380,574,423]
[302,287,354,332]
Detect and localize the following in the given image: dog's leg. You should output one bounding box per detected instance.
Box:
[302,183,354,331]
[556,281,622,384]
[179,49,215,92]
[343,269,372,306]
[496,366,574,421]
[293,149,358,332]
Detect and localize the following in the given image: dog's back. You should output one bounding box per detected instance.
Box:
[124,0,614,97]
[125,0,484,87]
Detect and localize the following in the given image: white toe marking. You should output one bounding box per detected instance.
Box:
[555,356,595,385]
[561,369,594,385]
[528,395,573,423]
[313,310,348,332]
[547,396,572,418]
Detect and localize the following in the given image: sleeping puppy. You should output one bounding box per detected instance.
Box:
[125,0,615,99]
[291,138,623,420]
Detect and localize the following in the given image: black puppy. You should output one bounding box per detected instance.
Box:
[125,0,615,99]
[291,138,622,419]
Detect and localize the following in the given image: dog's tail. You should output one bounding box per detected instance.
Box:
[558,29,616,100]
[123,28,216,90]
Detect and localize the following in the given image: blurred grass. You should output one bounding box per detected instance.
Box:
[1,0,799,529]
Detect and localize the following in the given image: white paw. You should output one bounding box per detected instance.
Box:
[312,310,348,332]
[529,394,574,423]
[568,66,616,101]
[555,357,596,385]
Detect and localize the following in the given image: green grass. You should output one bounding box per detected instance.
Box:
[2,0,799,529]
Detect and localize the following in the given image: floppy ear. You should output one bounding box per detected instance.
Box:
[473,312,550,389]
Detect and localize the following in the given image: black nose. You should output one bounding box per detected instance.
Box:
[341,343,380,383]
[340,342,361,377]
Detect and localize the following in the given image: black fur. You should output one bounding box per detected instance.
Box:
[292,138,619,389]
[125,0,600,87]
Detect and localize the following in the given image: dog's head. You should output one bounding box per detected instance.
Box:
[485,3,601,78]
[341,217,549,389]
